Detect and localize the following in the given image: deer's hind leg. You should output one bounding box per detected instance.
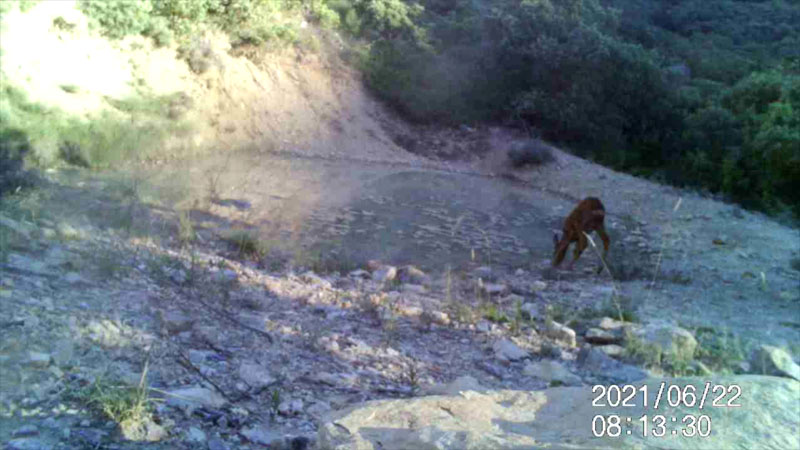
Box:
[595,227,611,274]
[568,232,588,269]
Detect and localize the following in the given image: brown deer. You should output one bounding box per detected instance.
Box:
[552,197,610,273]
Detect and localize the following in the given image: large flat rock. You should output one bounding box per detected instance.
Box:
[318,376,800,450]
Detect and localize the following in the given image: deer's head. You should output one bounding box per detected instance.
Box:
[552,231,567,266]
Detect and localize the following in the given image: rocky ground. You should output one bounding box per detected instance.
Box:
[2,138,799,449]
[1,2,799,449]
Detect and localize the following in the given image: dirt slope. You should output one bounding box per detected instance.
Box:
[1,0,425,165]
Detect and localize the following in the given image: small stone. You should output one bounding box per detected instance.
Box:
[167,386,227,412]
[584,328,618,345]
[300,271,331,289]
[26,352,51,368]
[473,266,495,281]
[481,283,508,296]
[372,266,397,283]
[398,265,431,285]
[278,399,303,417]
[5,438,49,450]
[63,272,83,284]
[158,311,194,335]
[188,349,213,365]
[421,310,450,326]
[73,428,105,447]
[478,361,506,379]
[595,344,624,357]
[424,375,485,395]
[749,345,800,381]
[577,345,649,383]
[53,340,74,366]
[493,338,529,362]
[531,281,547,291]
[239,362,276,390]
[522,360,582,386]
[402,283,426,294]
[306,401,332,420]
[631,322,697,364]
[57,223,83,240]
[519,303,537,320]
[540,342,564,359]
[120,416,167,442]
[208,437,230,450]
[594,317,629,330]
[13,425,39,438]
[241,426,284,446]
[396,305,423,317]
[545,321,577,348]
[186,426,207,443]
[348,269,371,279]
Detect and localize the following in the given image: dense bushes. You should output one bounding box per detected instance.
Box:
[79,0,310,47]
[352,0,800,218]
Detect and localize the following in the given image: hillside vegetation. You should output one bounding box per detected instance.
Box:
[1,0,798,220]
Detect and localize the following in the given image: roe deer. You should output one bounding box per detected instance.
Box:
[552,197,610,273]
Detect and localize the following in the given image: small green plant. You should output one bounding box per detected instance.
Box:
[544,303,567,324]
[623,332,663,369]
[480,303,508,324]
[449,302,477,325]
[293,246,357,274]
[694,327,745,374]
[73,364,156,429]
[592,294,638,323]
[269,389,281,420]
[223,229,268,260]
[402,361,421,396]
[509,300,525,335]
[185,250,201,286]
[52,16,76,31]
[178,209,195,246]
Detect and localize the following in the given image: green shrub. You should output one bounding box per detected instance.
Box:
[79,0,154,39]
[0,128,33,196]
[150,0,220,37]
[143,16,174,47]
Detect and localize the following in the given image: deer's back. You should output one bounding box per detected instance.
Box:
[565,197,605,235]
